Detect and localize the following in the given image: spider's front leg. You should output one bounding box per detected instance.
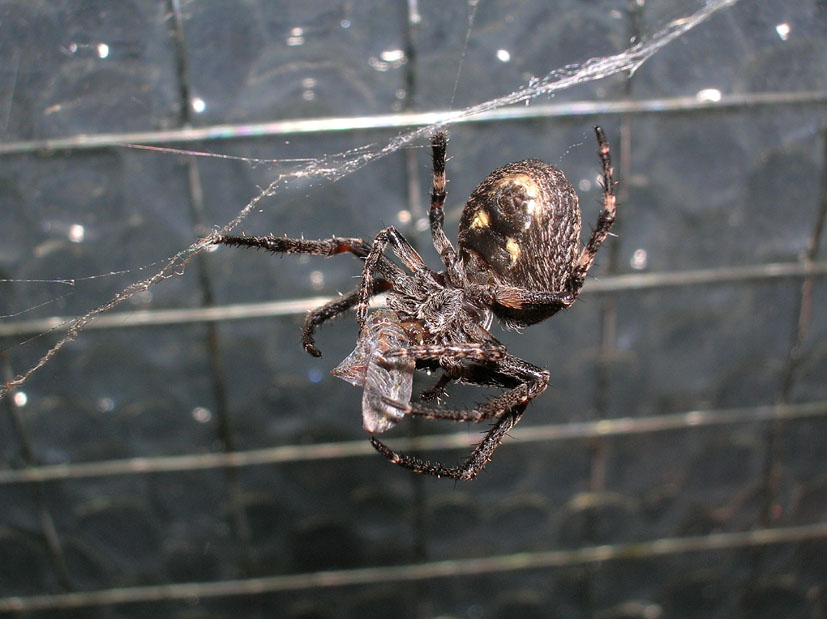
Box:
[428,133,460,270]
[569,125,617,293]
[213,234,404,356]
[213,234,372,259]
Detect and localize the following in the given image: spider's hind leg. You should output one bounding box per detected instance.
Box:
[370,402,528,480]
[371,354,544,480]
[383,354,548,425]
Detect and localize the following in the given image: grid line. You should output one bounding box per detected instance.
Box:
[2,399,824,485]
[2,521,825,613]
[1,260,824,337]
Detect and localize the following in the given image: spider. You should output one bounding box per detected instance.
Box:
[213,126,616,480]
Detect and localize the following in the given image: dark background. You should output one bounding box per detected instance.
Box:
[1,1,826,617]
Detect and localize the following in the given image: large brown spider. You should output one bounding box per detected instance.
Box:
[214,127,616,480]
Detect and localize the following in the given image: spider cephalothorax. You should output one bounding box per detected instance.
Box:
[214,127,616,480]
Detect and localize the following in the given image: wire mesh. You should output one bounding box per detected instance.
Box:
[1,0,826,617]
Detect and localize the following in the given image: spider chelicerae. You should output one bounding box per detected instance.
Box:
[214,127,616,480]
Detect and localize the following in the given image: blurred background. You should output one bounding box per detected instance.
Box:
[1,0,826,617]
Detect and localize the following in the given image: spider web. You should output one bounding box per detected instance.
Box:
[0,0,741,402]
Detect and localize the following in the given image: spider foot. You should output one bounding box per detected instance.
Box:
[303,342,323,358]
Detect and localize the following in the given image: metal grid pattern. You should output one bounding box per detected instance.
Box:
[1,1,826,617]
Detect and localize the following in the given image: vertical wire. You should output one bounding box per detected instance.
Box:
[0,354,73,591]
[168,0,254,576]
[750,125,827,584]
[581,0,644,613]
[402,2,431,617]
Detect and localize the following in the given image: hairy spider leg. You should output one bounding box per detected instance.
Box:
[356,226,437,329]
[571,125,617,290]
[370,402,529,480]
[428,132,460,272]
[370,353,546,479]
[301,280,393,357]
[213,234,404,354]
[215,234,373,259]
[380,354,549,423]
[380,341,507,364]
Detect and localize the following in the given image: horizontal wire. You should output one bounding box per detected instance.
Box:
[1,260,825,337]
[1,520,825,612]
[1,399,824,485]
[0,91,824,155]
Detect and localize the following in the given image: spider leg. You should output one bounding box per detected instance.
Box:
[214,234,371,258]
[215,233,409,343]
[428,132,461,274]
[570,125,617,291]
[214,234,404,281]
[370,402,528,480]
[302,280,393,357]
[357,226,435,328]
[380,354,548,423]
[381,342,506,364]
[417,342,526,402]
[492,288,576,312]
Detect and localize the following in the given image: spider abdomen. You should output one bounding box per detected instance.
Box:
[458,159,581,294]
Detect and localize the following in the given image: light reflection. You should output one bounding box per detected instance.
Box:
[287,27,305,46]
[369,49,407,72]
[97,43,109,58]
[192,406,212,423]
[696,88,722,103]
[496,49,511,63]
[380,49,405,63]
[630,248,648,270]
[191,97,206,113]
[13,391,27,407]
[775,22,791,41]
[301,78,316,101]
[68,224,85,243]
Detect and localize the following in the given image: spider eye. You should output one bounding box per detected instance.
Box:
[458,159,581,291]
